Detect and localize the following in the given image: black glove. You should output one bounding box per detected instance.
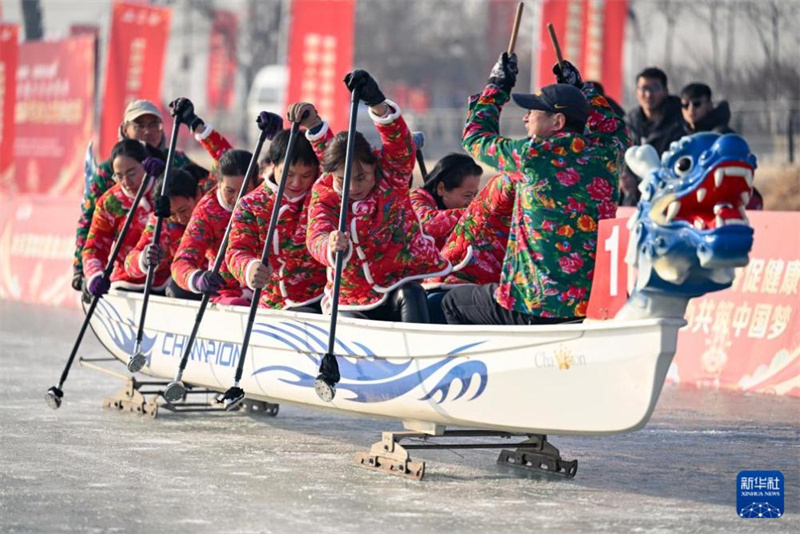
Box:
[169,97,204,131]
[154,195,171,218]
[143,244,164,268]
[553,60,583,89]
[142,156,165,178]
[256,111,283,140]
[71,272,84,292]
[488,52,518,92]
[343,70,386,107]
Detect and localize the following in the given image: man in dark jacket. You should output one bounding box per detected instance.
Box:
[679,82,735,134]
[625,67,683,156]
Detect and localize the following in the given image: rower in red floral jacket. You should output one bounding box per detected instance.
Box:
[306,70,452,322]
[442,55,630,325]
[225,106,326,310]
[170,103,283,306]
[408,153,482,249]
[82,140,165,298]
[428,171,517,288]
[123,169,202,297]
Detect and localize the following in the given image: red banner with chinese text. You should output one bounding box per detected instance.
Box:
[0,195,80,308]
[11,35,96,196]
[537,0,627,103]
[0,24,19,189]
[99,1,171,160]
[207,11,237,111]
[590,210,800,397]
[286,0,355,133]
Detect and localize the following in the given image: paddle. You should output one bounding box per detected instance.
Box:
[216,118,306,411]
[45,168,156,409]
[126,114,183,373]
[412,131,427,184]
[314,88,361,403]
[161,122,272,403]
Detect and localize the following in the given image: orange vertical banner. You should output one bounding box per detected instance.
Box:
[99,1,172,160]
[286,0,356,133]
[0,23,19,188]
[536,0,627,103]
[207,11,238,111]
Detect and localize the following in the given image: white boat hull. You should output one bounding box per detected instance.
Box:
[87,292,685,436]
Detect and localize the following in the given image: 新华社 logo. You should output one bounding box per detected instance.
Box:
[737,470,784,519]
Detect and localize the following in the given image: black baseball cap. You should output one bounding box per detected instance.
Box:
[512,84,589,124]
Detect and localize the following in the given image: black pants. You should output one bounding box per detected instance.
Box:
[286,301,322,314]
[442,283,578,326]
[166,278,202,301]
[340,282,429,323]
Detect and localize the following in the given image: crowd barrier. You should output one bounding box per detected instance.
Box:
[1,195,797,397]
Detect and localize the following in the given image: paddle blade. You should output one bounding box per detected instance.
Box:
[45,386,63,410]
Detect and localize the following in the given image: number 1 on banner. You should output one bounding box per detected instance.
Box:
[604,225,619,297]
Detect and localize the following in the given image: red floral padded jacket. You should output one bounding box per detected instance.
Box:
[171,126,251,301]
[306,102,452,312]
[124,213,185,290]
[427,172,516,288]
[408,188,464,250]
[226,179,326,309]
[82,180,154,290]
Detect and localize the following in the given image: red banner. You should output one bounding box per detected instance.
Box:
[286,0,355,133]
[0,195,80,308]
[11,35,97,196]
[207,11,238,111]
[0,24,19,189]
[537,0,627,103]
[99,1,172,160]
[590,210,800,397]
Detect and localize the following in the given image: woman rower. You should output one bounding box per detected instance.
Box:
[409,153,482,249]
[123,169,202,298]
[305,70,451,322]
[225,114,327,311]
[81,140,164,298]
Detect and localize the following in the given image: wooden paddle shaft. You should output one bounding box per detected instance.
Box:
[547,22,565,72]
[507,3,524,55]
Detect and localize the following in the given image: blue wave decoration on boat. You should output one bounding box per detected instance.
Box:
[251,327,488,404]
[253,321,413,381]
[94,298,157,356]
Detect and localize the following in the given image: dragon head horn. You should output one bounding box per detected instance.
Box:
[625,145,660,180]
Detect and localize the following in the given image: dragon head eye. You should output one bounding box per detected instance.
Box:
[673,156,694,176]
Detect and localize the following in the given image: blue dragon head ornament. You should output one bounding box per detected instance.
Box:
[618,133,756,319]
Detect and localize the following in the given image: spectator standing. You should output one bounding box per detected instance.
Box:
[625,67,683,156]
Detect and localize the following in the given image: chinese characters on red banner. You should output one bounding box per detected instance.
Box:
[12,35,96,195]
[286,0,355,132]
[99,1,171,160]
[537,0,627,102]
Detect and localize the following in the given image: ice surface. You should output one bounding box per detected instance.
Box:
[0,301,797,533]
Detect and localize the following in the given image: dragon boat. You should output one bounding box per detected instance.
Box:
[82,133,756,480]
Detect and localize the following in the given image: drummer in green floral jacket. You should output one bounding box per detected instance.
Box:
[442,54,630,325]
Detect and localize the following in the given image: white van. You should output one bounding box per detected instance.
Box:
[246,64,287,144]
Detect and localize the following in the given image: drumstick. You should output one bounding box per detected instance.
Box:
[508,3,524,55]
[547,22,565,73]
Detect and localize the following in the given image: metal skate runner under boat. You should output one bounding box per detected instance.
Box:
[80,133,758,480]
